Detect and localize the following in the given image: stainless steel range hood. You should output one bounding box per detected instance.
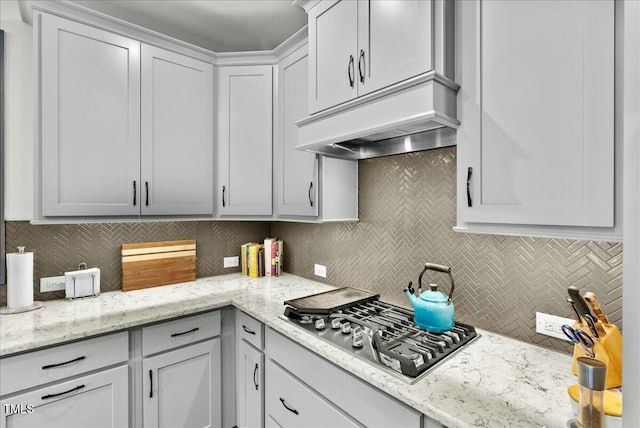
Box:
[295,72,460,160]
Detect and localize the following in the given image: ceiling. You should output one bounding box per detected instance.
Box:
[65,0,308,52]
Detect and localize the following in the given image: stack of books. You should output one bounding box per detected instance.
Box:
[241,238,283,278]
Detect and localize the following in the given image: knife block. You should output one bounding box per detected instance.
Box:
[571,321,623,389]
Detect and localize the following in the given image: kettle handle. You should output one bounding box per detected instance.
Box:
[418,263,455,304]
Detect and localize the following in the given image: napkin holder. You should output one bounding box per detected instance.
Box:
[65,264,101,299]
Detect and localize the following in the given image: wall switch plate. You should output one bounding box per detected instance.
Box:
[224,256,240,268]
[314,264,327,278]
[40,276,66,292]
[535,312,574,341]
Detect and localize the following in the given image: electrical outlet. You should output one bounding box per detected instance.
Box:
[224,256,239,268]
[40,276,66,292]
[535,312,575,341]
[314,264,327,278]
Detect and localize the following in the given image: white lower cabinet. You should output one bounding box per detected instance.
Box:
[0,332,129,428]
[0,366,128,428]
[265,327,421,428]
[265,360,359,428]
[141,312,222,428]
[143,339,220,428]
[236,340,264,428]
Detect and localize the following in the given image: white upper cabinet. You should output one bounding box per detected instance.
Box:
[276,46,319,217]
[141,45,214,216]
[356,0,432,97]
[217,65,273,216]
[456,0,617,239]
[275,44,358,221]
[40,13,141,217]
[38,13,215,219]
[307,0,434,113]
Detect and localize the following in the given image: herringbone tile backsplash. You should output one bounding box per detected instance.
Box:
[1,147,622,353]
[1,221,270,302]
[272,147,622,353]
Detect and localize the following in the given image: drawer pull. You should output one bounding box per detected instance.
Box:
[279,397,299,415]
[253,363,259,390]
[42,356,86,370]
[170,327,200,337]
[41,384,85,400]
[133,181,137,206]
[242,325,256,335]
[149,370,153,398]
[308,181,314,207]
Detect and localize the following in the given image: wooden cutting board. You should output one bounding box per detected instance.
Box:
[121,240,196,292]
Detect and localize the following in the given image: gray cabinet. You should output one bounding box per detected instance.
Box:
[141,312,222,428]
[141,45,214,216]
[39,13,141,217]
[265,328,421,428]
[275,43,358,221]
[0,366,128,428]
[236,340,264,428]
[306,0,435,114]
[0,332,129,428]
[235,311,264,428]
[217,65,273,216]
[38,13,214,219]
[456,0,617,239]
[143,339,221,428]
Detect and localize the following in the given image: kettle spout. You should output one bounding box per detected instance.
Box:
[404,281,419,309]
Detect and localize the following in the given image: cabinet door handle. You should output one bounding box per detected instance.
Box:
[42,356,86,370]
[253,363,259,390]
[348,55,355,88]
[358,49,365,83]
[466,167,473,207]
[242,325,256,335]
[149,370,153,398]
[145,181,149,206]
[279,397,299,415]
[170,327,199,337]
[308,181,314,207]
[41,384,85,400]
[222,185,226,208]
[133,181,137,206]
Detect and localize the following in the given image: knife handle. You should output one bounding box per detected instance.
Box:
[583,292,611,326]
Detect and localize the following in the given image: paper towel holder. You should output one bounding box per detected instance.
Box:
[0,246,44,315]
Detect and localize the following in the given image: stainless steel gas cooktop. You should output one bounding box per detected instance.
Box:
[281,290,478,383]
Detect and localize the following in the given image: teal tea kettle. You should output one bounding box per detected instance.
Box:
[404,263,455,333]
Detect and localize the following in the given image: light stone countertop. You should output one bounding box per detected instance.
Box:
[0,273,575,428]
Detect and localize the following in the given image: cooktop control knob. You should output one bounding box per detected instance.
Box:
[331,318,343,330]
[314,318,326,331]
[341,322,351,335]
[352,327,363,348]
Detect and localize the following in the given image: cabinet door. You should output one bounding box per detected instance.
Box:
[236,340,264,428]
[308,0,358,113]
[457,0,614,227]
[357,0,433,96]
[141,45,214,215]
[143,339,221,428]
[277,47,319,217]
[0,366,128,428]
[40,14,140,216]
[217,66,273,216]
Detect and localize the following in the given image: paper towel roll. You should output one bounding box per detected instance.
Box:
[6,247,34,309]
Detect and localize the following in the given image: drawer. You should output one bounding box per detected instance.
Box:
[0,365,128,428]
[142,311,220,356]
[236,310,264,350]
[265,360,359,428]
[266,328,421,428]
[0,332,128,396]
